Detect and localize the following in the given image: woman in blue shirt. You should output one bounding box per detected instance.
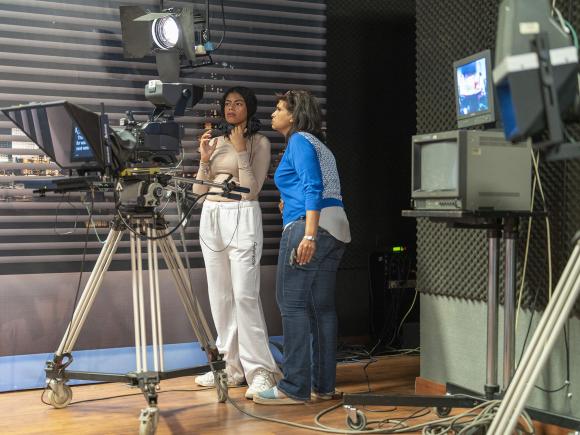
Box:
[254,90,351,405]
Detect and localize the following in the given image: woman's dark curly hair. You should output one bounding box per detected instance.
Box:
[275,90,324,141]
[220,86,261,135]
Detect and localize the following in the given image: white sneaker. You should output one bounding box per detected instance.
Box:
[245,369,276,399]
[195,371,244,387]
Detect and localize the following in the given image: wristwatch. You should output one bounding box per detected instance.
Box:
[303,235,316,242]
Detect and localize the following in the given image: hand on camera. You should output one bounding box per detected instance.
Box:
[199,129,216,163]
[229,123,247,153]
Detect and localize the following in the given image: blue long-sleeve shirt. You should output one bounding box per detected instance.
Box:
[274,132,344,227]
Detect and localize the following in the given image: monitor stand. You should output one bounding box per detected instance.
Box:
[342,210,580,432]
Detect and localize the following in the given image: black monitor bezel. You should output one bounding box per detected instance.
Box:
[411,130,466,200]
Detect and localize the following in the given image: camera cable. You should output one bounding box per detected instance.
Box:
[198,198,241,253]
[213,0,227,51]
[53,192,81,236]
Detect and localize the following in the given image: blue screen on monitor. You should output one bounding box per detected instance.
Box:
[70,126,94,161]
[456,57,489,116]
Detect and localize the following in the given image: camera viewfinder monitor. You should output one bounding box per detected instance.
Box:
[453,49,496,129]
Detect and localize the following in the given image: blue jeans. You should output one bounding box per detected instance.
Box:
[276,219,345,401]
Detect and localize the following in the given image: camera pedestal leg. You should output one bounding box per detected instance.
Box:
[45,223,125,409]
[44,214,227,434]
[57,226,125,357]
[154,222,228,402]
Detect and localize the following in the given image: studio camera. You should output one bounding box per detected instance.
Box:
[108,80,204,170]
[0,1,238,213]
[0,80,204,211]
[1,80,203,174]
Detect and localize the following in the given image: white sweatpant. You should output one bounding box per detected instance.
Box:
[199,200,280,384]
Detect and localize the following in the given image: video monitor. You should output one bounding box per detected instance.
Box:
[70,125,95,162]
[453,49,496,129]
[1,101,104,171]
[411,129,532,211]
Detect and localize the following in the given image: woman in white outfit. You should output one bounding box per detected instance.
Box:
[192,87,280,399]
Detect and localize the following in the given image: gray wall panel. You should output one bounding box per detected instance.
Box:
[421,294,578,416]
[0,265,281,356]
[0,1,325,363]
[0,0,325,274]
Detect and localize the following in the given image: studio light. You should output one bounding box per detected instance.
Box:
[119,5,207,81]
[132,8,198,61]
[152,15,179,49]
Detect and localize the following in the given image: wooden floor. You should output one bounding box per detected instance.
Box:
[0,355,426,434]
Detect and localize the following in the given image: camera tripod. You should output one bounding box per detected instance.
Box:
[44,210,227,435]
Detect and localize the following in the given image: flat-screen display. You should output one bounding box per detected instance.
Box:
[453,49,496,129]
[419,141,458,192]
[456,57,489,116]
[70,126,94,162]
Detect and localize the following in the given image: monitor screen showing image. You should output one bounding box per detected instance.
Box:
[70,125,95,162]
[419,141,458,192]
[456,57,489,116]
[453,49,496,129]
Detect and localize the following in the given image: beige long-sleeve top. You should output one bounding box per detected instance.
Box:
[192,133,271,201]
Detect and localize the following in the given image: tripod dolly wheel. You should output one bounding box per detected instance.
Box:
[46,380,73,409]
[214,371,228,403]
[435,406,452,417]
[346,410,367,430]
[139,406,159,435]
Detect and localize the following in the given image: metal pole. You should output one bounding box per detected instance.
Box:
[136,221,148,372]
[147,226,159,372]
[131,230,142,373]
[485,226,501,398]
[152,227,165,372]
[503,217,518,389]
